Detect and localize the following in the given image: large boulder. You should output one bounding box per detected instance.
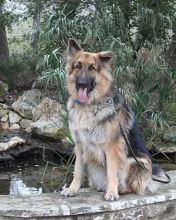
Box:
[12,90,44,119]
[31,97,67,139]
[0,80,8,102]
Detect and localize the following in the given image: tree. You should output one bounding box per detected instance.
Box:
[0,0,9,61]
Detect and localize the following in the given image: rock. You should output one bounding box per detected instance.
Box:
[1,114,8,122]
[8,137,25,148]
[9,124,21,130]
[0,103,11,117]
[0,136,25,152]
[0,80,8,102]
[20,119,32,130]
[163,126,176,143]
[1,122,9,130]
[9,111,21,124]
[0,109,9,117]
[31,119,65,139]
[0,143,9,152]
[12,90,44,119]
[31,97,67,139]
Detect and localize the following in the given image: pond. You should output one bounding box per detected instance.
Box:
[0,130,74,196]
[0,163,73,196]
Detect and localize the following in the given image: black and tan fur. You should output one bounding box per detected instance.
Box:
[61,39,169,201]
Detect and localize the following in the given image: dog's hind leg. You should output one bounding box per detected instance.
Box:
[127,156,157,194]
[104,140,128,201]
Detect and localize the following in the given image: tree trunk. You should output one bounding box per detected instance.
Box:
[31,2,41,53]
[0,1,9,62]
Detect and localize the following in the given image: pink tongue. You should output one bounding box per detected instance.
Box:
[78,88,87,103]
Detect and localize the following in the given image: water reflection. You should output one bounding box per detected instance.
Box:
[10,174,42,196]
[0,164,69,195]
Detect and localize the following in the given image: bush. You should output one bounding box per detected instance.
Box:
[0,50,37,90]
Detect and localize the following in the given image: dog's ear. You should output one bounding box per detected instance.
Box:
[67,39,82,57]
[99,51,113,63]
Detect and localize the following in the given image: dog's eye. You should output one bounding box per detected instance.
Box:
[88,65,95,71]
[75,63,82,69]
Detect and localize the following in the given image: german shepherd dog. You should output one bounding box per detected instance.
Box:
[61,39,170,201]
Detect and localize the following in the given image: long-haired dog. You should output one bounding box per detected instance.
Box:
[61,39,170,201]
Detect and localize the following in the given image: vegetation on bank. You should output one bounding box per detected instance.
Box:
[0,0,176,148]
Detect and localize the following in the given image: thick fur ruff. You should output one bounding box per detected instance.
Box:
[61,39,167,201]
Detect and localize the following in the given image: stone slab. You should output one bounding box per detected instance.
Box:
[0,170,175,219]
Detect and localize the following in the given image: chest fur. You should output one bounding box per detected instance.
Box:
[68,101,116,147]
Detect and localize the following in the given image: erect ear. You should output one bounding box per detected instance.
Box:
[67,39,82,57]
[99,51,113,63]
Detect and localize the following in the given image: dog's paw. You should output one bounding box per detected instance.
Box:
[104,192,119,201]
[60,188,78,197]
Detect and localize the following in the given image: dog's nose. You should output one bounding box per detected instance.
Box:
[77,76,89,89]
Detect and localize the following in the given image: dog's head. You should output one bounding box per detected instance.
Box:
[66,39,113,104]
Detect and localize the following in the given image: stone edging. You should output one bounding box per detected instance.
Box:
[0,170,175,219]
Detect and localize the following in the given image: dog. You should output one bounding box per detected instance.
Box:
[61,39,170,201]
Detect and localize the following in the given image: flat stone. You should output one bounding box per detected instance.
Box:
[9,111,21,124]
[8,136,25,148]
[0,170,175,219]
[1,114,8,122]
[9,123,21,130]
[0,136,25,152]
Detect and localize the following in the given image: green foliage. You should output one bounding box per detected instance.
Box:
[0,49,37,89]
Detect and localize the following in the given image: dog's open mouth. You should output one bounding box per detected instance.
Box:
[78,87,88,103]
[76,77,95,103]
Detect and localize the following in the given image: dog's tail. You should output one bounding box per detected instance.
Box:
[152,164,170,183]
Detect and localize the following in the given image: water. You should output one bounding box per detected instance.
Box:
[11,176,42,195]
[0,172,43,196]
[0,162,73,195]
[0,130,73,195]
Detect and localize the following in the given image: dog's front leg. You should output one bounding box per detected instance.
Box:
[61,145,83,196]
[104,144,119,201]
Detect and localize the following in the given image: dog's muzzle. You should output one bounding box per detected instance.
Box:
[76,76,95,103]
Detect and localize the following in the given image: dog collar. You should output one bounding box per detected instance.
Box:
[74,99,82,105]
[73,97,114,107]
